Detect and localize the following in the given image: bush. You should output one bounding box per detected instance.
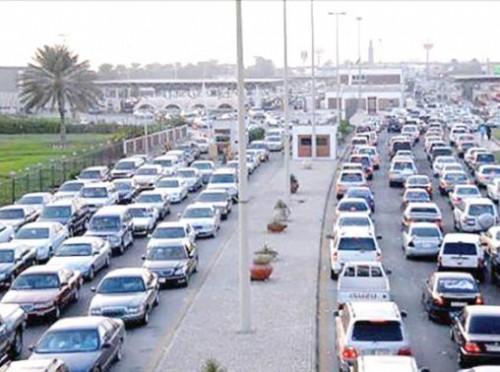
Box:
[248,127,265,142]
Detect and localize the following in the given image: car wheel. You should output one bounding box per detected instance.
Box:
[114,340,123,362]
[105,254,111,268]
[87,266,95,281]
[211,228,218,238]
[459,353,471,368]
[193,258,199,273]
[118,242,125,256]
[142,308,150,325]
[10,329,23,358]
[72,287,80,303]
[153,293,160,307]
[51,304,61,321]
[389,181,394,188]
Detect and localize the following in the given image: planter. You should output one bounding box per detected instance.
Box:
[250,263,273,281]
[267,222,287,233]
[291,181,299,194]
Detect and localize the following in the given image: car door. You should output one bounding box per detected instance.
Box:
[58,270,74,306]
[185,243,196,275]
[96,323,114,369]
[144,273,157,308]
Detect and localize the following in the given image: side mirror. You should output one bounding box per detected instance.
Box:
[385,268,392,275]
[400,310,408,318]
[102,342,112,349]
[419,368,430,372]
[92,250,100,256]
[28,345,35,352]
[90,287,96,292]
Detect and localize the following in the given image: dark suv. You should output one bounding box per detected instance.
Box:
[38,199,91,237]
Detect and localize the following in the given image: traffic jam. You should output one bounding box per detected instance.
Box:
[331,105,500,371]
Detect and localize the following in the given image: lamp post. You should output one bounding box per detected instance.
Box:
[424,40,433,81]
[310,0,317,159]
[283,0,290,202]
[235,0,251,333]
[328,11,346,131]
[356,16,363,111]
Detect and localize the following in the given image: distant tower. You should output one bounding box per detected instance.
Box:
[423,40,433,80]
[368,40,374,65]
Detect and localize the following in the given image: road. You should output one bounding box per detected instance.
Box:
[3,153,283,371]
[322,130,500,372]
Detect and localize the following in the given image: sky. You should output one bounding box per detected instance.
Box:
[0,1,498,69]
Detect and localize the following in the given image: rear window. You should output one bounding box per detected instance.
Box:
[393,142,411,151]
[412,227,440,237]
[338,237,376,251]
[483,168,500,175]
[443,242,477,255]
[393,162,414,171]
[340,173,362,182]
[410,207,438,214]
[437,278,477,294]
[477,153,495,163]
[468,316,500,335]
[444,173,467,181]
[351,321,403,342]
[434,148,453,156]
[339,202,368,212]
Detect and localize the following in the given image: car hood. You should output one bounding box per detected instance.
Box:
[160,187,182,194]
[90,293,146,308]
[30,351,100,372]
[38,216,70,225]
[132,217,154,226]
[12,239,49,248]
[2,289,59,304]
[80,197,109,205]
[143,259,186,271]
[180,217,214,226]
[48,256,93,270]
[0,219,24,228]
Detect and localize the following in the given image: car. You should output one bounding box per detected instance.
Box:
[207,168,239,201]
[85,206,133,256]
[28,316,125,372]
[0,304,27,365]
[402,222,442,258]
[0,359,69,372]
[439,171,470,195]
[402,202,442,228]
[349,154,374,180]
[432,156,458,177]
[389,158,417,187]
[248,141,270,162]
[77,166,110,183]
[127,204,158,236]
[226,160,249,178]
[15,192,53,215]
[422,272,483,323]
[476,165,500,187]
[265,135,284,152]
[335,198,371,219]
[336,170,367,199]
[134,190,170,219]
[154,177,189,204]
[12,222,68,263]
[464,147,487,166]
[389,138,411,158]
[329,227,382,280]
[132,164,164,190]
[177,168,203,192]
[344,187,375,212]
[480,226,500,257]
[453,198,498,233]
[196,190,233,220]
[165,150,189,168]
[404,175,433,197]
[191,160,216,184]
[438,163,464,178]
[334,302,411,371]
[112,178,140,204]
[142,241,198,287]
[110,157,145,179]
[333,212,375,237]
[88,268,160,325]
[355,146,380,169]
[450,306,500,368]
[152,155,180,176]
[180,203,221,238]
[394,150,414,161]
[449,185,481,208]
[457,141,478,158]
[352,356,425,372]
[148,221,196,250]
[430,146,454,162]
[0,206,38,232]
[0,243,37,287]
[193,137,210,154]
[47,237,112,281]
[437,233,485,282]
[79,182,119,214]
[38,198,91,237]
[1,266,82,320]
[470,151,496,173]
[53,180,93,201]
[401,188,431,210]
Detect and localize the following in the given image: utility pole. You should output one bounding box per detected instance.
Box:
[310,0,317,159]
[424,40,433,81]
[328,12,346,131]
[356,16,363,111]
[283,0,291,202]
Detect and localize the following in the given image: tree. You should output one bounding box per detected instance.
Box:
[98,63,115,79]
[20,44,100,146]
[246,56,276,78]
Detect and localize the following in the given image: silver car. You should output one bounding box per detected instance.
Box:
[196,190,233,220]
[402,222,443,258]
[127,204,158,236]
[89,268,160,325]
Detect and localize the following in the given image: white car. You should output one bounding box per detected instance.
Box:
[155,177,188,203]
[12,221,68,262]
[449,185,481,207]
[0,222,15,243]
[180,203,221,238]
[53,179,93,201]
[127,204,159,236]
[207,168,238,201]
[453,198,498,232]
[333,212,375,237]
[480,225,500,256]
[402,222,442,258]
[193,138,210,154]
[196,190,233,220]
[191,160,215,184]
[335,198,371,219]
[133,164,164,190]
[177,168,203,192]
[476,165,500,187]
[47,236,111,280]
[432,156,458,176]
[148,221,196,250]
[0,205,38,231]
[15,192,53,214]
[153,155,180,176]
[135,190,171,220]
[265,135,284,152]
[79,182,119,214]
[487,178,500,202]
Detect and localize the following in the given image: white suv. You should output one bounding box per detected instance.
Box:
[334,301,412,371]
[437,233,485,282]
[453,198,498,232]
[329,227,382,280]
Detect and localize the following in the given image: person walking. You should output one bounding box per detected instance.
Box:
[486,125,492,141]
[479,124,488,143]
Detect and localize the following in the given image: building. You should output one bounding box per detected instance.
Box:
[0,66,24,113]
[291,112,337,160]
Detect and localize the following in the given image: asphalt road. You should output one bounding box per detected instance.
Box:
[323,130,500,372]
[2,153,283,371]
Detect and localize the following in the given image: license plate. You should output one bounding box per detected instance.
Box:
[159,278,166,283]
[451,302,467,307]
[486,345,500,352]
[365,349,389,355]
[349,293,379,300]
[422,243,434,249]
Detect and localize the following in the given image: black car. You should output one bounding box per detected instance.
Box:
[112,179,140,205]
[422,272,483,323]
[430,146,454,162]
[0,243,36,287]
[38,199,91,237]
[387,119,402,133]
[451,306,500,368]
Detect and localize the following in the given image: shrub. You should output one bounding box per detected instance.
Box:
[248,127,265,142]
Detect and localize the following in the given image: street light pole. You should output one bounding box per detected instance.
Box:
[328,12,346,132]
[235,0,251,333]
[356,16,363,111]
[283,0,290,203]
[310,0,317,159]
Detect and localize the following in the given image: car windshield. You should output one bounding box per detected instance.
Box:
[184,208,213,218]
[178,170,196,178]
[18,196,44,205]
[16,227,49,240]
[0,250,15,263]
[469,204,494,216]
[136,194,162,203]
[443,242,477,255]
[157,179,180,188]
[98,276,145,293]
[152,227,185,239]
[338,217,370,228]
[12,273,60,289]
[412,227,440,238]
[483,168,500,175]
[340,173,363,182]
[339,202,368,212]
[477,154,495,163]
[79,170,101,179]
[193,163,212,170]
[81,187,108,198]
[36,329,99,353]
[210,174,235,184]
[468,316,500,335]
[437,278,477,294]
[338,237,376,251]
[114,182,132,191]
[89,216,120,231]
[352,321,403,342]
[59,182,84,192]
[457,188,479,196]
[41,206,71,219]
[408,177,428,185]
[129,208,152,218]
[56,243,92,257]
[115,161,135,170]
[346,190,370,199]
[147,245,187,260]
[154,159,173,167]
[0,209,24,220]
[198,193,226,202]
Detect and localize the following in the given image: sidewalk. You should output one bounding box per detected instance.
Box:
[150,158,336,372]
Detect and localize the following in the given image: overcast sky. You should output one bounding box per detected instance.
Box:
[0,1,497,69]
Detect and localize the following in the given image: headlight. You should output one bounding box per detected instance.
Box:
[127,305,144,314]
[0,273,7,280]
[174,266,187,275]
[90,308,102,315]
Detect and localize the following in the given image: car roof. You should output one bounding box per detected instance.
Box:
[138,164,162,169]
[50,316,109,330]
[154,155,178,160]
[432,271,475,281]
[62,236,103,245]
[338,197,369,204]
[21,265,65,275]
[338,227,375,237]
[212,168,237,175]
[81,182,113,188]
[155,221,189,228]
[443,233,479,243]
[104,268,149,278]
[199,189,228,195]
[46,198,76,206]
[138,190,165,196]
[348,301,402,321]
[128,203,155,210]
[20,221,61,229]
[185,203,214,210]
[93,205,128,215]
[409,222,440,229]
[463,197,495,205]
[406,202,438,208]
[466,305,500,317]
[82,166,107,171]
[19,192,52,198]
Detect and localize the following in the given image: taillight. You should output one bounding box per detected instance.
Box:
[341,346,358,360]
[397,347,413,356]
[476,295,484,305]
[433,295,445,306]
[464,342,481,354]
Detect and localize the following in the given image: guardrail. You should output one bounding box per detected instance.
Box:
[122,125,188,156]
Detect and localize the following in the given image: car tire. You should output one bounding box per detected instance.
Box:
[9,329,23,358]
[459,353,471,368]
[389,181,394,188]
[92,366,102,372]
[193,258,199,273]
[153,293,160,307]
[72,287,80,303]
[87,267,95,281]
[51,304,61,321]
[114,340,123,362]
[105,255,111,268]
[142,308,150,325]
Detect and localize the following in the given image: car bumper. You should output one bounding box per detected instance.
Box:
[405,245,440,257]
[459,351,500,364]
[21,304,56,319]
[133,226,150,236]
[157,274,188,285]
[194,226,216,237]
[96,309,146,323]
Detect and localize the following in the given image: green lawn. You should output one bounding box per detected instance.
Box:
[0,133,114,178]
[494,128,500,142]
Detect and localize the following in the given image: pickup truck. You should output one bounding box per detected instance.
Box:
[336,261,391,308]
[0,304,26,364]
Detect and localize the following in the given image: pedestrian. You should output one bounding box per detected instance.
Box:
[480,124,487,142]
[486,125,492,141]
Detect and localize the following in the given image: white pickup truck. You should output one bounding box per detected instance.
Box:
[336,261,391,308]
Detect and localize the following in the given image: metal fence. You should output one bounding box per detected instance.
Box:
[123,125,188,156]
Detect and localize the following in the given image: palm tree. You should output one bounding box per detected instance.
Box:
[20,44,100,146]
